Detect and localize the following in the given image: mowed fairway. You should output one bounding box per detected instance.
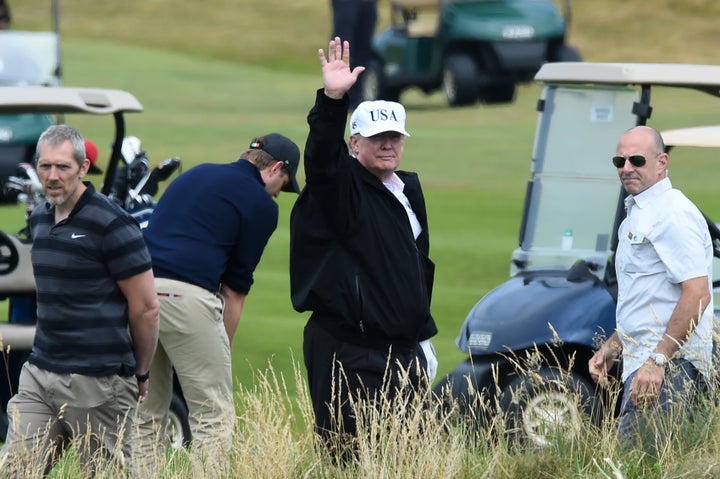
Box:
[4,1,720,399]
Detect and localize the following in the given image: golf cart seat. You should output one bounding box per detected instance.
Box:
[392,0,440,37]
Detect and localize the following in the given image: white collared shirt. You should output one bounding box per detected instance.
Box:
[384,173,422,240]
[384,173,436,379]
[616,177,714,380]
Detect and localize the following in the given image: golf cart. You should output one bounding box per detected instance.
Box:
[0,0,62,203]
[0,86,189,448]
[432,62,720,447]
[362,0,581,107]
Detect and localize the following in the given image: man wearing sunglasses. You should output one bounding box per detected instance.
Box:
[589,125,713,449]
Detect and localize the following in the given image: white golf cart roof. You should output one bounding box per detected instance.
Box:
[536,63,720,96]
[0,86,144,198]
[0,86,143,114]
[661,125,720,148]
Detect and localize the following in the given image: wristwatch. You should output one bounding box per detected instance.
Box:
[649,352,668,366]
[135,371,150,383]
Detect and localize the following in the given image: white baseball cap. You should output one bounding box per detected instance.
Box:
[350,100,410,137]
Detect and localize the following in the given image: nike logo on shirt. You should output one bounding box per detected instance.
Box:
[71,233,86,239]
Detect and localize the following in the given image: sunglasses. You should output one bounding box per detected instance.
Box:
[612,155,647,168]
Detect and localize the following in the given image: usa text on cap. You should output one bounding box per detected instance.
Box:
[350,100,410,138]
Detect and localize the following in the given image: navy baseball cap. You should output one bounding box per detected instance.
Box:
[250,133,301,194]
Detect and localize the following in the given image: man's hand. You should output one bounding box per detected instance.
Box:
[630,360,665,407]
[588,341,620,386]
[138,379,150,402]
[318,36,365,100]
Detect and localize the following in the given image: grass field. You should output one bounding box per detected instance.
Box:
[4,0,720,404]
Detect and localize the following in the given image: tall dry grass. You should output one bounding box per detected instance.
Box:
[1,356,719,478]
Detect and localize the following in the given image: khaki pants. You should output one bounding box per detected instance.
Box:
[0,362,137,477]
[134,278,235,475]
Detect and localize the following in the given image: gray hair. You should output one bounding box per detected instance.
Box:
[36,124,86,168]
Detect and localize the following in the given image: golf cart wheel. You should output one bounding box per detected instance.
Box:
[0,231,19,275]
[442,55,478,107]
[551,44,582,62]
[480,83,516,104]
[166,393,192,449]
[362,59,400,102]
[499,367,600,448]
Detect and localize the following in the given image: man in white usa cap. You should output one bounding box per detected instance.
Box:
[289,36,438,461]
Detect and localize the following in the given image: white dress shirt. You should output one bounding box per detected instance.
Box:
[616,177,714,381]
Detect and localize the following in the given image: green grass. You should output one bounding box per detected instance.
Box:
[12,0,720,70]
[3,1,720,477]
[3,360,719,478]
[5,1,720,391]
[0,34,545,385]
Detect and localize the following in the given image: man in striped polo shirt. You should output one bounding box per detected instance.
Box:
[0,125,160,477]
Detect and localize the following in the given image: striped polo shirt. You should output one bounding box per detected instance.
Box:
[27,182,152,377]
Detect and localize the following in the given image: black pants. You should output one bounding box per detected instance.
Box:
[331,0,378,108]
[303,318,428,457]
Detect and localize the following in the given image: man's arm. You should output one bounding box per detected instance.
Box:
[304,36,363,178]
[656,275,710,358]
[220,283,247,347]
[118,268,160,401]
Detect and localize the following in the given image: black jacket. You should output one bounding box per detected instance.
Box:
[290,90,437,350]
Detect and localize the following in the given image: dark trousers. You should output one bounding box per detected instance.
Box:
[303,318,427,458]
[331,0,378,108]
[618,358,706,453]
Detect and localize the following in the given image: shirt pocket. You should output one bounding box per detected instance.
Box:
[619,233,665,275]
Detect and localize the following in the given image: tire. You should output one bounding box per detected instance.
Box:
[361,60,400,102]
[552,44,582,62]
[442,55,478,107]
[499,367,601,448]
[166,393,192,449]
[480,83,516,104]
[432,370,494,432]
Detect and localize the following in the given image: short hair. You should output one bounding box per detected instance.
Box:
[36,124,86,168]
[238,136,282,170]
[626,125,666,155]
[648,127,666,155]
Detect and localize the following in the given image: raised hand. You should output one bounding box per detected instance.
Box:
[318,36,365,100]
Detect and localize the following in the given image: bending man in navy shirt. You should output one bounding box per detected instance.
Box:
[136,133,301,475]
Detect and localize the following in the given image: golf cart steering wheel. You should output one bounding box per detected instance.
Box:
[0,231,19,276]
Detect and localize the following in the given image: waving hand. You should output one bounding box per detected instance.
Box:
[319,36,365,100]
